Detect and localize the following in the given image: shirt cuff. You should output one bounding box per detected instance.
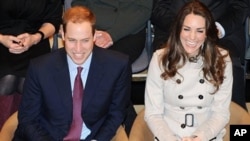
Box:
[215,22,225,39]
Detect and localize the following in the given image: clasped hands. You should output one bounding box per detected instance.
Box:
[1,33,40,54]
[171,135,201,141]
[181,136,201,141]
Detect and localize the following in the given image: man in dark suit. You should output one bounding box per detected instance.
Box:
[151,0,250,109]
[13,6,131,141]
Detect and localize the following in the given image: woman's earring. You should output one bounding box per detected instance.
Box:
[201,43,204,50]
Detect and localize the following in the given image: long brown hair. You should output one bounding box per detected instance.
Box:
[160,0,228,94]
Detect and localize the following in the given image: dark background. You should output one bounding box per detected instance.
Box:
[246,79,250,102]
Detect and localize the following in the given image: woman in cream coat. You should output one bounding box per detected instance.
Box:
[144,1,233,141]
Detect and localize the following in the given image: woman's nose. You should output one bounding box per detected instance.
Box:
[189,31,196,40]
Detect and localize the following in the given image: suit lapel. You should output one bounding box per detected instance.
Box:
[53,49,73,114]
[53,48,106,113]
[83,47,105,110]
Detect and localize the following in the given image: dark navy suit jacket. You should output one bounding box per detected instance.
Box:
[13,47,131,141]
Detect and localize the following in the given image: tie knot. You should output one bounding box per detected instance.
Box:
[77,67,83,74]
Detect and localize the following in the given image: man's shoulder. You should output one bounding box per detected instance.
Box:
[29,48,66,69]
[32,48,65,61]
[93,47,129,62]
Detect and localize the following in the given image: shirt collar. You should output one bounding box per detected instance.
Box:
[67,53,93,72]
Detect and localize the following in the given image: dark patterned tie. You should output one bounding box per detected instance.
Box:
[64,67,84,141]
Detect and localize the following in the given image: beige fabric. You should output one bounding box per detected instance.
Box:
[0,111,18,141]
[224,102,250,141]
[129,109,154,141]
[0,111,128,141]
[111,126,129,141]
[129,102,250,141]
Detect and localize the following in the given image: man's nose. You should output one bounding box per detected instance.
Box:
[76,41,82,51]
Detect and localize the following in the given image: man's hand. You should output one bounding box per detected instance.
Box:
[95,30,113,48]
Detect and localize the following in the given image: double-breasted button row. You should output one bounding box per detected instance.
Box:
[179,106,203,110]
[176,78,205,84]
[177,94,204,100]
[178,94,204,110]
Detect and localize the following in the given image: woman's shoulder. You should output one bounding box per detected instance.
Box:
[154,48,165,56]
[217,46,231,61]
[217,46,228,54]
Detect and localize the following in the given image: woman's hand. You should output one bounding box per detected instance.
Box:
[17,32,42,46]
[0,34,26,54]
[8,32,42,54]
[182,136,201,141]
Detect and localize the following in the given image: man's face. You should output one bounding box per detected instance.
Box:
[63,21,95,65]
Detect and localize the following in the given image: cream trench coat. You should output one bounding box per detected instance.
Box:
[145,48,233,141]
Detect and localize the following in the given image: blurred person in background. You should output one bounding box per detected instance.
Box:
[71,0,153,64]
[0,0,62,129]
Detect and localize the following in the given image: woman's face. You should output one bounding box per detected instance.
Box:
[180,13,206,57]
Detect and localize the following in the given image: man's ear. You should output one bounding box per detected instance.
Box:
[93,31,97,42]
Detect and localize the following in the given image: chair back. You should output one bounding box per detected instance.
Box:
[132,20,153,74]
[129,109,154,141]
[0,111,18,141]
[224,102,250,141]
[245,16,250,79]
[245,16,250,60]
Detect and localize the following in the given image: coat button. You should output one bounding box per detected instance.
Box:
[180,106,185,109]
[198,95,204,99]
[176,79,181,84]
[197,106,203,109]
[178,95,184,99]
[199,79,205,83]
[181,124,186,128]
